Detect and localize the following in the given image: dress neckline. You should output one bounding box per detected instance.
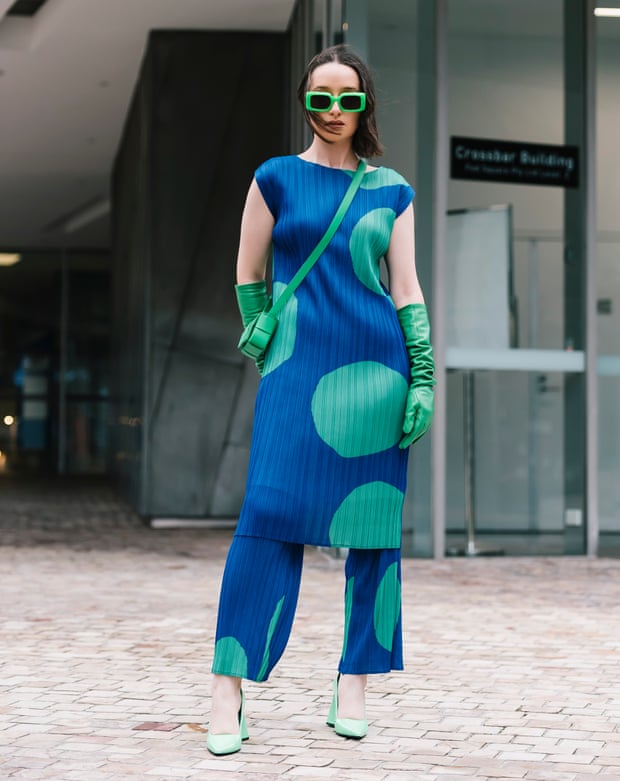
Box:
[295,156,380,174]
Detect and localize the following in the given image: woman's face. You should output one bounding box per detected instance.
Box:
[307,62,362,144]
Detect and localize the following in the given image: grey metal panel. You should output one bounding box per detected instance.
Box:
[563,0,593,554]
[111,74,149,512]
[148,344,242,516]
[209,363,261,515]
[226,363,261,447]
[414,0,448,558]
[112,31,287,518]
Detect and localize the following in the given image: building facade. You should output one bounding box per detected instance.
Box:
[1,0,618,558]
[328,0,617,559]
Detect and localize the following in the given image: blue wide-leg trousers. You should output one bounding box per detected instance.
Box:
[211,535,403,682]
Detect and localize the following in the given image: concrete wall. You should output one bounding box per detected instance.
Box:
[112,31,287,517]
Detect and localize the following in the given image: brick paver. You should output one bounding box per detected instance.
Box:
[1,476,620,780]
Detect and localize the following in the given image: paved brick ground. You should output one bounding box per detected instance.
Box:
[1,476,620,780]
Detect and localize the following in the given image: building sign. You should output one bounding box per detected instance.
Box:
[451,136,579,188]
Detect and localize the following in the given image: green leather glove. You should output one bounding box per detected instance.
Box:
[235,280,268,374]
[397,303,436,448]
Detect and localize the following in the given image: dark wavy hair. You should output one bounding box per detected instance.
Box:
[297,44,383,159]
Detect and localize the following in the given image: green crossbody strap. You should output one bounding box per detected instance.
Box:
[268,158,367,319]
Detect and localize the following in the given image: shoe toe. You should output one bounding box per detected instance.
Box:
[334,717,368,739]
[206,732,242,755]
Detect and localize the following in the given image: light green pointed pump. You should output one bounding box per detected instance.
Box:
[206,689,249,756]
[326,677,368,739]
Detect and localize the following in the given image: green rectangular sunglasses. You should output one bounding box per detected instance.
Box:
[305,91,367,113]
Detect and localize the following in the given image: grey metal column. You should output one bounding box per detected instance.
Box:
[416,0,448,559]
[584,0,598,556]
[57,249,69,474]
[563,0,598,554]
[139,54,153,518]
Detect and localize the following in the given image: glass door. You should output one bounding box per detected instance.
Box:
[0,251,62,473]
[0,250,111,476]
[444,0,586,555]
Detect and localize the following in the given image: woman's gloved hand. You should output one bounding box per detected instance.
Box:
[235,280,268,374]
[397,303,436,448]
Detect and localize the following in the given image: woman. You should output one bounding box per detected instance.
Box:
[207,44,435,756]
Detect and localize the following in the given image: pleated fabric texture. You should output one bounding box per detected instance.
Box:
[236,156,415,550]
[212,535,304,682]
[212,536,403,680]
[340,547,403,674]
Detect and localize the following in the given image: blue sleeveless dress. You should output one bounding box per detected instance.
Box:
[236,156,415,550]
